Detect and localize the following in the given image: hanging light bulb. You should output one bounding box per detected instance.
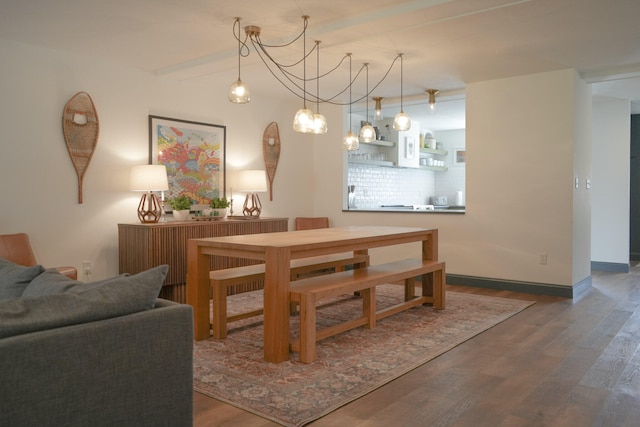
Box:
[342,130,359,150]
[293,16,315,133]
[393,53,411,131]
[229,17,250,104]
[359,63,376,143]
[373,96,384,120]
[312,40,327,134]
[342,53,359,150]
[427,89,439,111]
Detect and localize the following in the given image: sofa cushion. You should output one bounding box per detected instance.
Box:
[0,265,168,339]
[22,269,127,298]
[0,258,44,301]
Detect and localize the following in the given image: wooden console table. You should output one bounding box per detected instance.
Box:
[118,217,288,303]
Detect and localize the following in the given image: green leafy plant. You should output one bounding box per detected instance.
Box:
[167,194,192,211]
[209,197,230,209]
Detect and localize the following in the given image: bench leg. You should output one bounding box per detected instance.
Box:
[362,287,376,329]
[422,271,434,299]
[211,282,228,339]
[299,293,317,363]
[422,268,445,310]
[404,277,415,301]
[433,267,445,310]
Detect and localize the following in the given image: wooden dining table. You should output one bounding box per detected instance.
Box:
[186,225,438,363]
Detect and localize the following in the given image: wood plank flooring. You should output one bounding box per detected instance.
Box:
[193,267,640,426]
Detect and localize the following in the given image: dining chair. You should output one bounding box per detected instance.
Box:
[294,217,330,230]
[0,233,77,279]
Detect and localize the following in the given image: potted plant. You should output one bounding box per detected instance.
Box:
[209,197,230,218]
[168,195,192,221]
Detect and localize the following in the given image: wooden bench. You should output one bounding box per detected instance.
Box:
[289,258,445,363]
[210,252,369,338]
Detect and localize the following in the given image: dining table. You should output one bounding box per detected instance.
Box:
[186,225,438,363]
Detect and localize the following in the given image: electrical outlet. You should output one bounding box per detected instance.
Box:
[82,260,92,276]
[539,253,547,265]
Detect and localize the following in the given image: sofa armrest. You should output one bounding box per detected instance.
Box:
[0,299,193,427]
[54,266,77,279]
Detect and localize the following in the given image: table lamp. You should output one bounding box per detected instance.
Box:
[130,165,169,223]
[238,170,267,217]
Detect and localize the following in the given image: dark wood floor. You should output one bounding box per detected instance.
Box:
[193,267,640,426]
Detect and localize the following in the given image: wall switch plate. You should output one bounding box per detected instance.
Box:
[82,260,92,276]
[539,253,547,265]
[575,177,579,189]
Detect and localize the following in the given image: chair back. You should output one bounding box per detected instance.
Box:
[295,217,330,230]
[0,233,38,266]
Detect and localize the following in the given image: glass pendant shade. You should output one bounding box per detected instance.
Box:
[393,111,411,131]
[393,53,411,131]
[359,123,376,142]
[342,130,359,151]
[373,97,384,120]
[293,108,315,133]
[312,113,328,134]
[228,78,250,103]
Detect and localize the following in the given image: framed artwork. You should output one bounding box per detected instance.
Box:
[149,115,226,205]
[454,148,466,166]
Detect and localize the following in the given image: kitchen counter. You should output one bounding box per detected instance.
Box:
[344,206,466,214]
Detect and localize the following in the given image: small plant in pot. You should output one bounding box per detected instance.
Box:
[209,197,230,218]
[168,195,192,221]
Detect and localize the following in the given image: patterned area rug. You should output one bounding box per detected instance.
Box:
[193,286,534,426]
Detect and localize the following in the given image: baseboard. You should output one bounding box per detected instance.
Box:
[445,274,592,299]
[591,261,630,273]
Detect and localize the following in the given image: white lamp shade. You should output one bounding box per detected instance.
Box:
[130,165,169,191]
[238,170,268,192]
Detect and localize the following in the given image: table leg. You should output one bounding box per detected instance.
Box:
[354,249,369,268]
[422,230,438,299]
[187,240,212,341]
[263,247,292,363]
[422,229,438,261]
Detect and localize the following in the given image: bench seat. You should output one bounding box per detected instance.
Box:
[210,252,369,338]
[289,258,445,363]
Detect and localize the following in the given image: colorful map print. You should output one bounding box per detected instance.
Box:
[155,123,223,204]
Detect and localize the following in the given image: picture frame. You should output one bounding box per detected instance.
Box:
[453,148,466,166]
[149,115,226,206]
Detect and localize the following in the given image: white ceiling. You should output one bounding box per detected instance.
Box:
[2,0,640,125]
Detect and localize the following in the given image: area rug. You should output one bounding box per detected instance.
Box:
[193,286,534,426]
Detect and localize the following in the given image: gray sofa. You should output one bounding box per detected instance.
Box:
[0,259,194,427]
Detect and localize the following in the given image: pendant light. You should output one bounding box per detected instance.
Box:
[427,89,439,110]
[228,17,250,104]
[342,53,359,150]
[293,16,315,133]
[373,96,384,120]
[312,40,327,134]
[359,63,376,143]
[393,53,411,131]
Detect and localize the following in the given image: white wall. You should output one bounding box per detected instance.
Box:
[315,69,591,289]
[0,38,321,280]
[591,97,630,265]
[0,38,595,292]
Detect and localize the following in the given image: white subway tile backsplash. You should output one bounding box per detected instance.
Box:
[347,164,436,209]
